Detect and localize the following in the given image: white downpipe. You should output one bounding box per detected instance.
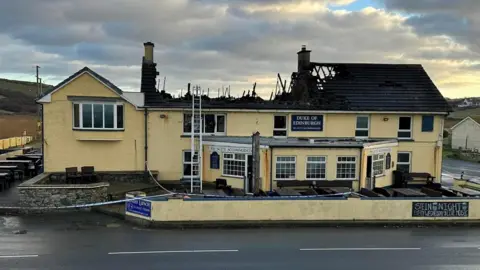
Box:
[199,87,203,193]
[191,86,195,193]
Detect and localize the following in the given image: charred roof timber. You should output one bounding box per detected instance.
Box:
[140,43,451,112]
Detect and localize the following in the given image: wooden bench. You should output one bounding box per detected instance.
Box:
[392,188,427,197]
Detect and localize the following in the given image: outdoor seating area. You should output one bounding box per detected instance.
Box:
[0,149,42,193]
[64,166,98,184]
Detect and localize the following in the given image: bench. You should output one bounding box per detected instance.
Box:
[405,172,435,183]
[392,188,427,197]
[0,172,10,191]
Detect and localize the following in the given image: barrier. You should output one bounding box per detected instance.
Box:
[0,136,33,150]
[126,197,480,225]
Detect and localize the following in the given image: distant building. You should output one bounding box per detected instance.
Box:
[451,116,480,151]
[458,98,480,108]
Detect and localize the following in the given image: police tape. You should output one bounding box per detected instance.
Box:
[0,192,355,210]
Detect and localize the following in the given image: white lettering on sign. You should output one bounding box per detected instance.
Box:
[210,145,252,154]
[371,148,391,154]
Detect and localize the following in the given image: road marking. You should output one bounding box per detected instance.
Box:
[300,248,421,251]
[0,255,39,258]
[108,249,239,255]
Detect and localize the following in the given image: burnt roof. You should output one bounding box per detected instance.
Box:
[143,62,451,113]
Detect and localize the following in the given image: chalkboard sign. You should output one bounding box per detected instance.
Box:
[291,115,323,131]
[412,202,469,217]
[385,153,391,169]
[210,152,220,169]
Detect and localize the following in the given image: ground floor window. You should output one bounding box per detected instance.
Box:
[336,156,356,179]
[275,156,296,180]
[397,152,411,172]
[183,150,199,177]
[306,156,326,180]
[223,153,246,177]
[372,154,385,176]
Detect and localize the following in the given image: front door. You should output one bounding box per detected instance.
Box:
[366,156,373,189]
[246,155,253,193]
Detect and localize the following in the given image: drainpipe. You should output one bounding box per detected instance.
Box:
[41,104,44,172]
[358,147,363,190]
[144,108,148,181]
[270,147,274,192]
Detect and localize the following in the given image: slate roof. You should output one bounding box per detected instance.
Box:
[310,63,452,113]
[38,67,123,99]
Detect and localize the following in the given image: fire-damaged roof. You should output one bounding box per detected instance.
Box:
[140,45,452,113]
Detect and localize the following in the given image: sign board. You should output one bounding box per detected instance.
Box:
[412,202,469,217]
[210,145,251,154]
[210,152,220,169]
[126,199,151,218]
[371,147,391,154]
[291,115,323,131]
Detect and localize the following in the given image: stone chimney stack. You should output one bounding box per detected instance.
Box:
[297,45,311,72]
[144,42,154,63]
[140,41,159,94]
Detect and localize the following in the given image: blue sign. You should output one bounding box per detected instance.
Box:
[126,199,151,217]
[210,152,220,169]
[291,115,323,131]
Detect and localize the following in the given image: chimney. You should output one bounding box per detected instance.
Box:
[144,42,154,63]
[297,45,311,72]
[140,41,159,94]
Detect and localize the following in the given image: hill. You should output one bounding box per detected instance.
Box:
[0,78,53,115]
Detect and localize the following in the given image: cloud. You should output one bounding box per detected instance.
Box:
[0,0,479,98]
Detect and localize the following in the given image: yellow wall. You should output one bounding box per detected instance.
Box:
[43,73,145,172]
[360,144,398,188]
[271,148,361,189]
[147,198,478,222]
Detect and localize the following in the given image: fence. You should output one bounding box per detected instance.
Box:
[0,136,34,150]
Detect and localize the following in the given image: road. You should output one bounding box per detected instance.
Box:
[442,158,480,186]
[1,212,480,269]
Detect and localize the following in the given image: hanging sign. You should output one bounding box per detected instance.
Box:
[291,115,323,131]
[210,152,220,169]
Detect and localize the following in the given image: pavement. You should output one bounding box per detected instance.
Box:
[442,158,480,186]
[1,212,480,269]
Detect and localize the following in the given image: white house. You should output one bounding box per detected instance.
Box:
[451,116,480,151]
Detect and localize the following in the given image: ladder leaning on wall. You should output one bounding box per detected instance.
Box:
[189,85,203,193]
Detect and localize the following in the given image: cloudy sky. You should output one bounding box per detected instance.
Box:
[1,0,479,98]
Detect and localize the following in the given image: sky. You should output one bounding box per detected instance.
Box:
[0,0,479,99]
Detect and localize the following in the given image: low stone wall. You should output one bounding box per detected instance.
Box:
[18,173,109,208]
[46,171,157,185]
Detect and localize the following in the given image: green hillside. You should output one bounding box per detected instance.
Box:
[0,78,53,114]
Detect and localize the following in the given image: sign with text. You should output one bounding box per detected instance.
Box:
[412,202,469,218]
[126,199,151,218]
[291,115,323,131]
[210,145,252,154]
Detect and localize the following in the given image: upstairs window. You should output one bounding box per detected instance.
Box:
[274,115,287,137]
[422,115,434,132]
[73,103,124,130]
[355,116,369,137]
[183,113,226,135]
[398,116,412,139]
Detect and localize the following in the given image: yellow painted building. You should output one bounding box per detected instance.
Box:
[37,42,451,192]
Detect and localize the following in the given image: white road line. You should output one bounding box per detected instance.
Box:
[300,248,421,251]
[0,255,39,258]
[108,249,239,255]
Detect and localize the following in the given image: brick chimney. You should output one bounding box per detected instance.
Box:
[140,42,159,94]
[297,45,311,72]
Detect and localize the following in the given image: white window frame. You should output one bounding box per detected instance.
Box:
[183,113,226,135]
[355,115,369,138]
[397,152,411,172]
[222,153,246,178]
[275,156,296,180]
[336,156,357,180]
[73,102,124,130]
[372,153,385,177]
[305,156,327,180]
[398,116,412,139]
[273,115,288,137]
[182,150,199,178]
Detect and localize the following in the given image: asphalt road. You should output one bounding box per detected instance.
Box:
[442,158,480,186]
[1,212,480,269]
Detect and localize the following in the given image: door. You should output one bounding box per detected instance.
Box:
[246,155,253,193]
[366,156,373,189]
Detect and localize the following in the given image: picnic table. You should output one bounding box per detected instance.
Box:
[0,160,33,177]
[0,172,10,191]
[0,165,20,181]
[392,188,427,197]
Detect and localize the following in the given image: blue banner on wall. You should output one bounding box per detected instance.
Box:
[126,199,151,217]
[291,115,323,131]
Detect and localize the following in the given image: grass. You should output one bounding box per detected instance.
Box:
[448,108,480,119]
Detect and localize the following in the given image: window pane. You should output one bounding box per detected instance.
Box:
[104,104,114,128]
[422,115,434,132]
[183,114,192,133]
[93,104,103,128]
[273,130,287,137]
[223,153,246,177]
[397,164,410,173]
[397,153,410,163]
[216,115,225,133]
[398,131,411,138]
[274,115,286,129]
[73,104,80,128]
[355,130,368,137]
[356,116,368,129]
[184,151,191,162]
[204,114,215,133]
[116,105,124,129]
[82,104,92,128]
[399,117,411,130]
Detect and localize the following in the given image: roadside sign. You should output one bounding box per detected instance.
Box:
[126,199,151,218]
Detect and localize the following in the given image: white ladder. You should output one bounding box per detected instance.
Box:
[190,85,203,193]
